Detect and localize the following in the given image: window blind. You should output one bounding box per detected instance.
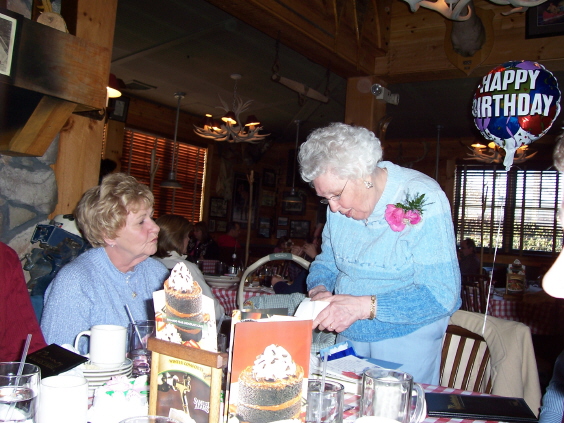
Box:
[454,164,562,254]
[121,129,207,221]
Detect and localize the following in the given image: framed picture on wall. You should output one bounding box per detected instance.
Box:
[209,197,228,218]
[289,220,311,239]
[526,3,564,38]
[216,220,227,232]
[276,229,288,239]
[0,8,21,79]
[277,217,288,226]
[258,217,271,238]
[108,96,130,122]
[232,173,258,227]
[208,219,216,232]
[281,190,306,215]
[261,190,276,207]
[262,169,276,187]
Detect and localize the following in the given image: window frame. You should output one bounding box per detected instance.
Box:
[120,128,207,221]
[453,163,563,255]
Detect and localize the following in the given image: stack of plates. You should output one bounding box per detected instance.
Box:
[204,275,239,288]
[83,358,133,396]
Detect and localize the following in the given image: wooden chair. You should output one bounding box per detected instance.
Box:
[440,324,492,393]
[460,274,490,314]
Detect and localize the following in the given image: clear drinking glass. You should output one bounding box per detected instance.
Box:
[127,320,156,377]
[0,362,41,423]
[306,379,344,423]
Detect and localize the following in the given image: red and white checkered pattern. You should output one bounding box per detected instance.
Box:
[211,286,274,316]
[199,259,219,274]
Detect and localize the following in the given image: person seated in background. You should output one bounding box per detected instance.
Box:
[274,236,293,253]
[41,173,169,351]
[153,214,224,320]
[459,238,481,275]
[539,130,564,423]
[186,221,220,262]
[0,242,47,361]
[271,236,321,295]
[217,222,242,249]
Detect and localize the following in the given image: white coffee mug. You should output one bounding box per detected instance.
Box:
[38,375,88,423]
[74,324,127,367]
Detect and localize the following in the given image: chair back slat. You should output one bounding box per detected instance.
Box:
[460,275,490,314]
[440,324,492,394]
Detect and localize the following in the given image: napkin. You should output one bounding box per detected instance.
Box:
[294,297,329,320]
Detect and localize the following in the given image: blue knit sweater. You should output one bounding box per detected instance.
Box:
[307,161,461,342]
[41,247,169,352]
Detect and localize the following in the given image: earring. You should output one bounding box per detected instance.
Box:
[364,180,374,189]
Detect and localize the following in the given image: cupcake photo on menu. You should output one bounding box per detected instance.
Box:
[153,262,217,351]
[228,315,312,422]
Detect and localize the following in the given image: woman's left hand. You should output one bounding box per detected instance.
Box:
[313,294,372,333]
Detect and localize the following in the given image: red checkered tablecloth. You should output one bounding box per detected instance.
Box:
[488,292,557,335]
[211,286,273,317]
[344,384,496,422]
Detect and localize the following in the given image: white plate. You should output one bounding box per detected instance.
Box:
[204,275,239,284]
[82,358,132,374]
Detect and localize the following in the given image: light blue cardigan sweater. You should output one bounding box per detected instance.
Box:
[41,247,169,352]
[307,161,461,342]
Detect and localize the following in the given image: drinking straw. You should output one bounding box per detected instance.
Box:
[317,349,328,423]
[124,304,144,346]
[7,334,32,421]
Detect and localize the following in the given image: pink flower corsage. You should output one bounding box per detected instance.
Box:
[385,193,427,232]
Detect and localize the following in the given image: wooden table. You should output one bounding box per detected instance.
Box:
[344,384,498,422]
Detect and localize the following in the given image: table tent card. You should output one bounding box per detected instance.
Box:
[226,310,313,423]
[150,262,220,423]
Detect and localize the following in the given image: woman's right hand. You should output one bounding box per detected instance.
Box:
[309,285,332,300]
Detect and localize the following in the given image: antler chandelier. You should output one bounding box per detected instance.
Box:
[465,142,537,164]
[193,74,269,143]
[403,0,550,21]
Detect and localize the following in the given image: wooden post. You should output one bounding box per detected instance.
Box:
[245,170,254,267]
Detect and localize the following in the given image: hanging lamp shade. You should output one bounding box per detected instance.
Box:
[222,111,237,125]
[160,171,182,189]
[282,187,302,204]
[244,115,260,127]
[107,73,122,98]
[160,92,185,190]
[202,114,214,129]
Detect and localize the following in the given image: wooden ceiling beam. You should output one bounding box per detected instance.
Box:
[206,0,393,78]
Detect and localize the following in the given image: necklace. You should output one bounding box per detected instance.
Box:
[125,275,138,298]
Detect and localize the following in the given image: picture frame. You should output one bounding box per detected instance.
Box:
[258,217,271,238]
[208,219,216,232]
[262,169,276,187]
[281,189,307,216]
[147,337,227,423]
[0,8,21,79]
[277,217,288,226]
[525,3,564,39]
[289,220,311,239]
[231,173,258,227]
[261,189,276,207]
[216,220,227,232]
[276,229,288,238]
[209,197,228,218]
[108,96,130,122]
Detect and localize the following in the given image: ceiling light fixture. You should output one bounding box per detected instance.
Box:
[193,74,269,143]
[465,142,537,164]
[161,92,185,191]
[282,120,303,206]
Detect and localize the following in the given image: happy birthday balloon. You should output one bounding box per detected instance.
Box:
[472,60,561,170]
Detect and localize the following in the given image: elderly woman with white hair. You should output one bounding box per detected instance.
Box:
[298,122,461,384]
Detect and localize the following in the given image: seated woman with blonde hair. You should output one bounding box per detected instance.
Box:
[153,214,224,320]
[41,174,169,351]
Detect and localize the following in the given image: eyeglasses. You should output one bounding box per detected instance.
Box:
[320,180,348,204]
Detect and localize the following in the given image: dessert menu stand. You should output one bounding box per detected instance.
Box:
[147,337,229,423]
